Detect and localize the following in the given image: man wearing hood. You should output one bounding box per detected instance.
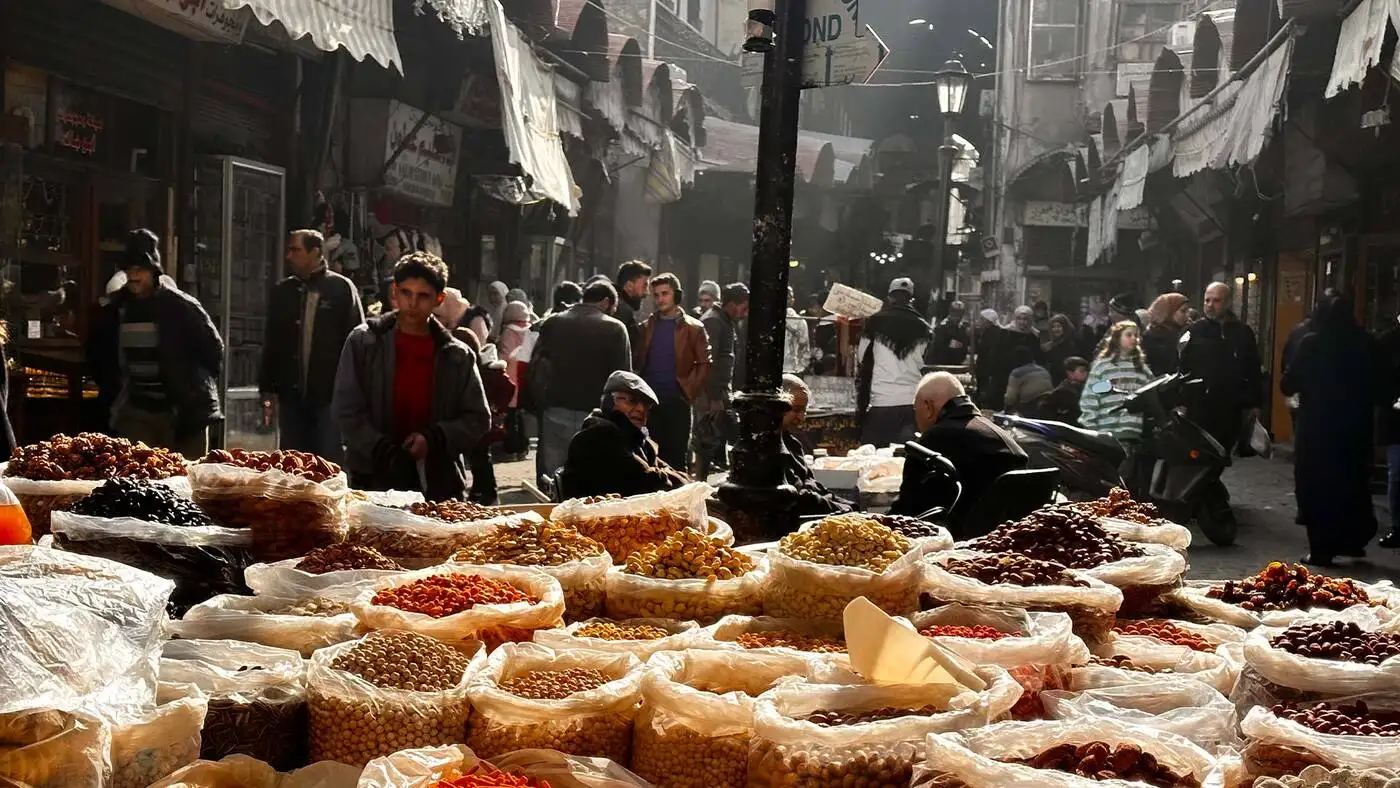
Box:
[561,371,690,498]
[857,278,933,447]
[1041,313,1077,382]
[693,280,720,319]
[88,229,224,458]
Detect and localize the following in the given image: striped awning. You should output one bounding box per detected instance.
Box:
[221,0,402,71]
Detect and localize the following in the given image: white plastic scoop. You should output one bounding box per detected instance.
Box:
[843,596,987,691]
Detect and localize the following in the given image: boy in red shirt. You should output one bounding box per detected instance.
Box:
[333,252,491,499]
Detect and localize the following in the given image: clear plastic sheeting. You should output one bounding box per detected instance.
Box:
[0,545,174,722]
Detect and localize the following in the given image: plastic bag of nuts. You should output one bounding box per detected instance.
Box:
[0,708,112,788]
[1077,542,1188,615]
[244,556,409,599]
[912,717,1219,788]
[158,639,309,770]
[448,520,613,622]
[1095,516,1193,552]
[1238,696,1400,776]
[921,550,1125,645]
[50,510,254,616]
[1166,568,1398,631]
[357,744,654,788]
[346,500,536,569]
[1040,678,1240,752]
[109,695,209,788]
[700,615,852,669]
[747,666,1023,788]
[550,482,717,561]
[147,753,363,788]
[533,618,705,659]
[1240,608,1400,700]
[188,456,349,562]
[353,565,565,652]
[1068,633,1240,695]
[631,649,829,788]
[907,606,1092,670]
[171,590,363,657]
[464,643,644,762]
[762,514,942,623]
[603,530,766,624]
[307,631,481,767]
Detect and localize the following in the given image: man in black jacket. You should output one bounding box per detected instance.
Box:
[561,371,689,498]
[615,259,652,367]
[779,374,853,516]
[88,229,223,459]
[527,280,633,485]
[1179,281,1264,457]
[891,372,1027,527]
[260,229,364,461]
[332,252,491,499]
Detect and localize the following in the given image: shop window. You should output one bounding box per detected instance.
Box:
[1117,1,1184,64]
[1029,0,1084,79]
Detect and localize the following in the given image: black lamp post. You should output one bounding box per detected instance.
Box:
[930,59,971,295]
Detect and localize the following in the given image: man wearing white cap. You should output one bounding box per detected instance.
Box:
[856,277,933,448]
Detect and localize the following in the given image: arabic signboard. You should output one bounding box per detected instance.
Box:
[101,0,248,43]
[52,83,106,158]
[823,282,882,320]
[805,374,858,414]
[383,100,462,208]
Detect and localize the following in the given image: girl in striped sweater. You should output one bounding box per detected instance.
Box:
[1078,320,1154,443]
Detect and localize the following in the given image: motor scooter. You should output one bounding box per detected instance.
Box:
[992,374,1237,546]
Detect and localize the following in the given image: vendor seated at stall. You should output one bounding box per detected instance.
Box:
[560,371,691,499]
[891,372,1027,525]
[779,374,854,516]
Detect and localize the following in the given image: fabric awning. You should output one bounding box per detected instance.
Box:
[700,117,872,185]
[1172,35,1294,177]
[1117,146,1150,210]
[1325,0,1400,98]
[221,0,402,71]
[487,0,580,215]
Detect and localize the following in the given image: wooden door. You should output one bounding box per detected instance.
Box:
[1270,252,1311,442]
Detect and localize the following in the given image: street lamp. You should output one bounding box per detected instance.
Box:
[930,59,970,300]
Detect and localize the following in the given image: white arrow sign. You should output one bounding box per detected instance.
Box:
[740,0,889,90]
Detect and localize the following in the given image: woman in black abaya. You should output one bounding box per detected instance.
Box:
[1280,293,1379,565]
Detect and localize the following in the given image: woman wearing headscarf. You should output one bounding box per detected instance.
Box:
[1143,293,1190,376]
[478,281,508,341]
[506,287,540,323]
[1281,293,1379,565]
[498,301,533,457]
[979,306,1042,410]
[1041,313,1077,383]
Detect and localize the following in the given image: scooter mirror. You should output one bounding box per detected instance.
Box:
[1089,380,1113,395]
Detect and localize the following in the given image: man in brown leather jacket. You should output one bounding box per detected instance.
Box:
[638,273,712,469]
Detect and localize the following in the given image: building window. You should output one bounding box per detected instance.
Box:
[1117,1,1184,64]
[1029,0,1083,79]
[685,0,702,29]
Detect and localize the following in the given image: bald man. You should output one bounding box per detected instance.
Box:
[890,372,1027,525]
[1178,282,1263,455]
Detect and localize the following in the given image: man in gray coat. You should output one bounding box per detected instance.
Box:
[527,279,633,484]
[332,252,491,500]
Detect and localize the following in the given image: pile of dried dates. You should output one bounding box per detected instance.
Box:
[8,433,187,480]
[966,505,1144,569]
[1271,701,1400,737]
[869,513,946,540]
[1008,742,1195,787]
[1269,621,1400,665]
[1206,562,1373,612]
[201,449,340,483]
[1073,487,1165,525]
[940,554,1089,588]
[67,478,213,527]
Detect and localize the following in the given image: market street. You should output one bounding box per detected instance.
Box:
[495,452,1400,583]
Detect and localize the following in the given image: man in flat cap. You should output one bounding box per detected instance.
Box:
[560,371,691,498]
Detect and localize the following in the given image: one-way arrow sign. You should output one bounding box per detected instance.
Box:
[740,0,889,90]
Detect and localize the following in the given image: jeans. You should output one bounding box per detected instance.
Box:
[278,396,344,463]
[538,407,592,486]
[648,395,693,470]
[1388,445,1400,532]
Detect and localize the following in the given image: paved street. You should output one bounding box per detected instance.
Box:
[491,452,1400,583]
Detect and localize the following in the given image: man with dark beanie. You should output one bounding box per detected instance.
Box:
[87,228,224,458]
